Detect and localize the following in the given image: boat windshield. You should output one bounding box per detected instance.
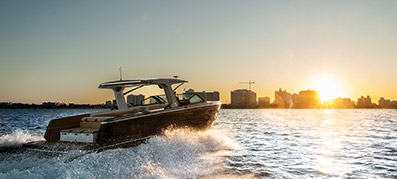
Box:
[140,93,205,106]
[176,93,205,105]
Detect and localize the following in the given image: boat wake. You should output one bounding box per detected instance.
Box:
[0,128,249,178]
[0,129,43,148]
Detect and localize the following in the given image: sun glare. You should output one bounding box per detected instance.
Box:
[310,75,345,102]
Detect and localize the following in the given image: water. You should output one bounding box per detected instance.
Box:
[0,109,396,178]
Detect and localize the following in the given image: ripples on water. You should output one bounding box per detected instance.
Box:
[0,109,396,178]
[217,109,397,178]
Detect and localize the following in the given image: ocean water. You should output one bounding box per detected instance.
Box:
[0,109,396,178]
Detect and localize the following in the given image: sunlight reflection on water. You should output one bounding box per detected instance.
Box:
[215,109,397,178]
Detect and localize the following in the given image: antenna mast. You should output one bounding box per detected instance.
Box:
[119,67,123,81]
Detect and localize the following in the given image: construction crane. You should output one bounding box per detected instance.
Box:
[240,80,255,90]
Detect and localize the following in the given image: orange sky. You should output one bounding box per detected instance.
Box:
[1,1,396,104]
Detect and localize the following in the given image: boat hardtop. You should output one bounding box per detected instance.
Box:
[98,78,187,88]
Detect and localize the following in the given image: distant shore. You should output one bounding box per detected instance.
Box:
[0,102,109,109]
[1,102,396,109]
[221,104,397,109]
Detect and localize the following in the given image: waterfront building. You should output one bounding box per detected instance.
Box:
[392,101,397,108]
[42,102,66,107]
[127,94,145,106]
[357,96,373,108]
[378,97,392,108]
[42,102,56,107]
[231,89,256,108]
[204,91,220,101]
[274,88,293,108]
[258,96,270,105]
[291,93,299,106]
[327,98,355,108]
[184,89,220,101]
[296,89,321,108]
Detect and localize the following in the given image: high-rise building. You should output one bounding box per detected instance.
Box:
[274,88,293,108]
[184,89,220,101]
[258,96,270,106]
[291,93,299,106]
[327,98,355,108]
[392,101,397,108]
[231,89,256,108]
[378,97,391,108]
[296,90,321,108]
[357,96,373,108]
[127,94,145,106]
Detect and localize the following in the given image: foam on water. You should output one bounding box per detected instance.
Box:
[0,128,246,179]
[0,129,43,147]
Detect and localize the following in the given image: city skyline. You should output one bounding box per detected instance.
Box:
[1,1,397,104]
[1,84,396,107]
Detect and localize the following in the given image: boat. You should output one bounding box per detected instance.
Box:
[23,78,221,153]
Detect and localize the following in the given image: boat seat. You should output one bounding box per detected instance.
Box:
[60,128,99,134]
[80,117,112,128]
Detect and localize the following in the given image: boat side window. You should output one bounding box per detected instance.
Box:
[188,94,205,104]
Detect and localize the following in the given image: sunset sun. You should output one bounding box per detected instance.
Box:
[310,75,345,102]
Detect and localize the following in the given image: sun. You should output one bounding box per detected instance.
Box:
[309,75,345,102]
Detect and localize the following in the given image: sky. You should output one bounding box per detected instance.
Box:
[0,0,396,104]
